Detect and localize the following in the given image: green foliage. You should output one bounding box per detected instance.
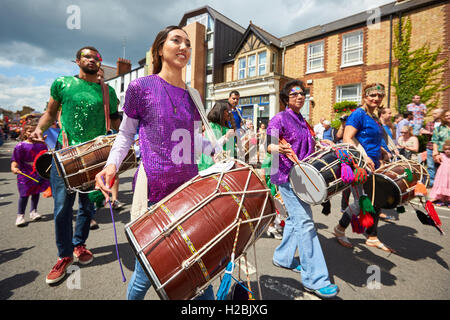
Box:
[333,101,358,114]
[392,17,449,114]
[331,119,341,130]
[417,134,428,153]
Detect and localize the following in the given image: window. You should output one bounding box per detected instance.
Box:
[206,33,214,48]
[238,57,246,79]
[185,58,191,86]
[307,41,324,73]
[260,95,269,104]
[239,97,252,105]
[238,51,268,79]
[258,51,267,75]
[336,84,361,103]
[206,49,213,70]
[342,31,363,67]
[301,90,311,120]
[248,54,256,77]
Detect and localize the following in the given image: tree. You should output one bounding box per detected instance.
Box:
[392,16,449,114]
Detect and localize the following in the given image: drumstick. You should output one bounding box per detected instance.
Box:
[18,172,39,183]
[279,138,320,192]
[101,176,126,282]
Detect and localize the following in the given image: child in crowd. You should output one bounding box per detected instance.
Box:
[428,140,450,207]
[11,121,50,226]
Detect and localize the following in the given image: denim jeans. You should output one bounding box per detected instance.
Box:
[426,148,436,187]
[126,258,215,300]
[50,158,94,258]
[273,182,331,290]
[127,202,215,300]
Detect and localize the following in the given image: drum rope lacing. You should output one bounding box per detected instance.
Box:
[130,160,274,299]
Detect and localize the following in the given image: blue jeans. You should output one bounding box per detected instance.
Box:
[50,159,94,258]
[273,183,331,290]
[127,258,215,300]
[426,148,436,187]
[127,202,215,300]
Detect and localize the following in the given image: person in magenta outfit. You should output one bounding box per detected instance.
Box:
[11,121,50,227]
[95,26,218,300]
[267,79,339,299]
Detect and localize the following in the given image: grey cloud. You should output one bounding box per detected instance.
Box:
[1,0,393,70]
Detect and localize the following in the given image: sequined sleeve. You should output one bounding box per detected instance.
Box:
[266,113,282,142]
[50,77,64,102]
[122,80,143,120]
[346,108,364,131]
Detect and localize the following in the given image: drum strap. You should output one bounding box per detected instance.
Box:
[101,81,111,133]
[187,86,227,160]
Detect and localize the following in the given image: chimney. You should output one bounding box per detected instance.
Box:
[116,57,131,76]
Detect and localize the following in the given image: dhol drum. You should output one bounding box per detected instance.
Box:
[35,151,53,180]
[274,192,288,220]
[289,144,366,205]
[52,134,137,191]
[125,160,275,300]
[363,160,429,209]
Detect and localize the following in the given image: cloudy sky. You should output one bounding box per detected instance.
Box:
[0,0,393,112]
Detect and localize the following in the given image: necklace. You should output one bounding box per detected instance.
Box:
[158,76,187,114]
[363,105,381,125]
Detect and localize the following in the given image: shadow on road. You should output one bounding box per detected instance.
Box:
[89,242,135,272]
[0,247,35,265]
[378,223,448,270]
[0,271,40,299]
[0,150,13,173]
[317,219,448,289]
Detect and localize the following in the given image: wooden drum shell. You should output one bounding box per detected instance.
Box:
[125,161,275,300]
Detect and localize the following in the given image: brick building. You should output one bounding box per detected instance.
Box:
[279,0,449,124]
[183,0,449,126]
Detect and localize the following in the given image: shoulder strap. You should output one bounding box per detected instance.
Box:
[101,81,111,133]
[187,86,218,147]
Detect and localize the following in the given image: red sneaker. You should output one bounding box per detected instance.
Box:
[46,257,74,284]
[73,245,94,265]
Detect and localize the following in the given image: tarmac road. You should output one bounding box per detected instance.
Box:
[1,139,449,301]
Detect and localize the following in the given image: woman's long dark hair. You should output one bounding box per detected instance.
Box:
[151,25,187,74]
[207,103,229,127]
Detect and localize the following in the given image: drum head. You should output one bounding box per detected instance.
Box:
[35,152,53,180]
[363,174,401,209]
[274,196,288,219]
[289,164,327,205]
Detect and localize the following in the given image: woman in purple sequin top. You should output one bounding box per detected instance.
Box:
[95,26,215,300]
[266,80,338,298]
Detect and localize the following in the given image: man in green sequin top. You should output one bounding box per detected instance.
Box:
[31,46,120,285]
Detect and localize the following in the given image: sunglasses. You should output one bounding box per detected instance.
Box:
[368,93,385,98]
[289,91,306,98]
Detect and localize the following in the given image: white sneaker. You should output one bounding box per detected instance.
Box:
[30,211,42,221]
[266,226,283,240]
[15,215,26,227]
